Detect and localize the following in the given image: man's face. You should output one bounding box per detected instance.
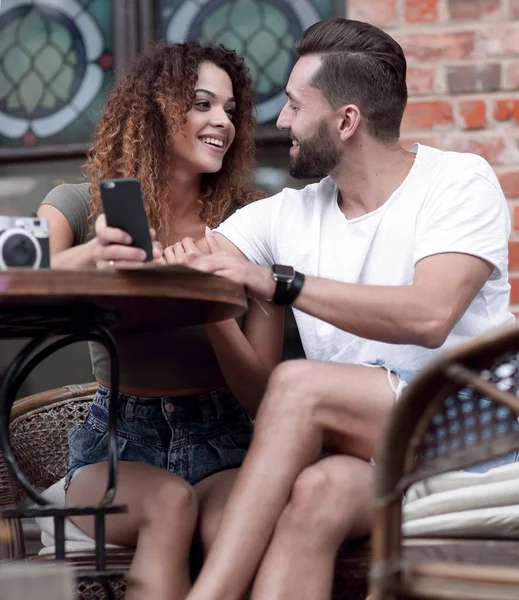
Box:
[277,56,341,179]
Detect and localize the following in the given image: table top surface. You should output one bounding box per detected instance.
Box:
[0,265,248,336]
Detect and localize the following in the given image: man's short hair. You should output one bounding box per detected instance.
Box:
[296,18,408,143]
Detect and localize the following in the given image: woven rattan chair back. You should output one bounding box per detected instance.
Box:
[0,383,135,599]
[0,383,98,557]
[371,324,519,599]
[11,384,98,491]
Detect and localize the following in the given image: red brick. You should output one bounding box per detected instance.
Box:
[504,62,519,90]
[406,0,438,22]
[442,134,507,163]
[513,206,519,229]
[446,64,501,94]
[509,241,519,269]
[459,100,487,129]
[449,0,501,20]
[407,67,435,95]
[511,278,519,304]
[480,25,519,57]
[347,0,397,26]
[494,99,519,123]
[402,101,454,130]
[395,32,475,61]
[499,172,519,199]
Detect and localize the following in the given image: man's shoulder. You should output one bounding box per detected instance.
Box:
[417,144,497,183]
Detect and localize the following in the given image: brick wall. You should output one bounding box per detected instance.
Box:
[347,0,519,314]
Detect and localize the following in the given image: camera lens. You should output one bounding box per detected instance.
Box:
[2,233,38,267]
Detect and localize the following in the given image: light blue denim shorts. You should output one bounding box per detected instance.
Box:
[363,359,415,400]
[66,385,253,488]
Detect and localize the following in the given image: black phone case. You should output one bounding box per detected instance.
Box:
[99,178,153,261]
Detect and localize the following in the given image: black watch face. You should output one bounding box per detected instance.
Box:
[273,264,295,281]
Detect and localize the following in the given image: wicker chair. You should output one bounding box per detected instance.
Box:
[371,324,519,600]
[0,382,371,600]
[0,383,130,599]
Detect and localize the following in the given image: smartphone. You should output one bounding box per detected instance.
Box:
[99,178,153,262]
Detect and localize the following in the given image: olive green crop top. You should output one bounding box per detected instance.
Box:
[41,183,226,390]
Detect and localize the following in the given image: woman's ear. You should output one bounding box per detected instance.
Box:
[337,104,361,142]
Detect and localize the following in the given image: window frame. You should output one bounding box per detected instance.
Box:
[0,0,139,163]
[0,0,346,162]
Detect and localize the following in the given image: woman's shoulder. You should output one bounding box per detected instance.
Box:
[42,181,91,207]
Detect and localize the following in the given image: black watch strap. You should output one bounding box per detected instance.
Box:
[273,271,305,306]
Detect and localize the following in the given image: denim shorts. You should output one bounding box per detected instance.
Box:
[66,385,253,487]
[363,359,415,400]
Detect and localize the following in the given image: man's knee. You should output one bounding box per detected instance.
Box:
[276,464,345,541]
[275,458,373,547]
[259,360,318,417]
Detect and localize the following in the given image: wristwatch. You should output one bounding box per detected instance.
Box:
[271,264,305,306]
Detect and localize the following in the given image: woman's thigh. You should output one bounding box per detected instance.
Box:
[66,460,195,546]
[194,468,239,551]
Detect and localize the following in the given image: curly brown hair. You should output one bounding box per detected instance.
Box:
[86,40,257,238]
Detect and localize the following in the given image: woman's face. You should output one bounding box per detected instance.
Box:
[171,61,237,175]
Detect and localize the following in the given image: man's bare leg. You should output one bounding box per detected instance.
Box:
[251,455,373,600]
[187,360,395,600]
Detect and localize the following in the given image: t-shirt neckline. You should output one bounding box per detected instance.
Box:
[333,143,422,223]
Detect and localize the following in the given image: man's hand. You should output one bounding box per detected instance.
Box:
[190,251,275,301]
[163,228,274,299]
[93,214,162,269]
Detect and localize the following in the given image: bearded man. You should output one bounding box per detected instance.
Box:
[135,17,515,600]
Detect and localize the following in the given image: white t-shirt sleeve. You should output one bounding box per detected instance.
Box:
[414,165,510,278]
[214,196,279,266]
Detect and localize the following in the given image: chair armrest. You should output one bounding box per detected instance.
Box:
[11,383,98,420]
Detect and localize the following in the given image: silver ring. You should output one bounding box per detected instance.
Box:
[108,260,115,267]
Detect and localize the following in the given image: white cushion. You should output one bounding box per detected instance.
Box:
[403,462,519,538]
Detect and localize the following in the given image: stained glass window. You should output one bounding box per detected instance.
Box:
[0,0,113,150]
[156,0,337,125]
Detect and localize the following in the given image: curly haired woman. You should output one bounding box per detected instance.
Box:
[38,41,284,599]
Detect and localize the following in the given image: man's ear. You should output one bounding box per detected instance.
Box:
[336,104,361,142]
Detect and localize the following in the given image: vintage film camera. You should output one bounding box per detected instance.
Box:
[0,216,50,269]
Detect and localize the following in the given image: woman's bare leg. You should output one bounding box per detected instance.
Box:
[187,360,394,600]
[194,468,239,553]
[66,461,198,600]
[251,455,373,600]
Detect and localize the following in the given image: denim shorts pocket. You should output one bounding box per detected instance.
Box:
[68,420,128,469]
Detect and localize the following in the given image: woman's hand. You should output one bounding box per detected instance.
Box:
[163,226,220,265]
[93,214,163,269]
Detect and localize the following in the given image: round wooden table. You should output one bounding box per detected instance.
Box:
[0,265,248,337]
[0,266,247,596]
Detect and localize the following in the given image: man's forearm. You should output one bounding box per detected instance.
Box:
[292,276,450,348]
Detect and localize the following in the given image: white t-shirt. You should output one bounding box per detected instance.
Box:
[216,144,514,371]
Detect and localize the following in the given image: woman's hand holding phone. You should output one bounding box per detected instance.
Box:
[93,214,163,269]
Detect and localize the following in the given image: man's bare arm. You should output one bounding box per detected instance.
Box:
[186,250,494,348]
[293,252,493,348]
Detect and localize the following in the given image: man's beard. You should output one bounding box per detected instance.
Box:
[289,120,341,179]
